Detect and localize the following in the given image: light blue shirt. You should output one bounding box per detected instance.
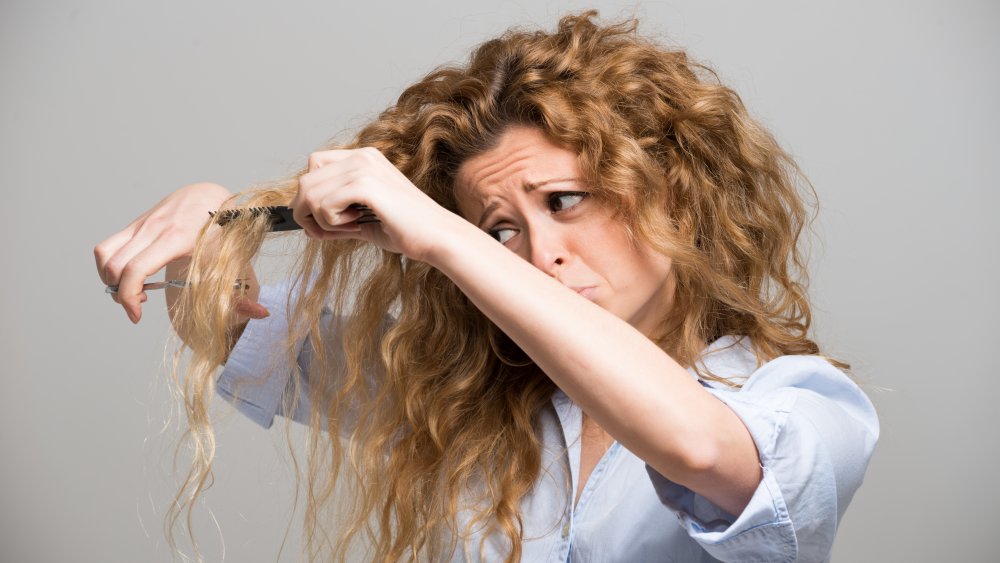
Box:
[218,280,879,562]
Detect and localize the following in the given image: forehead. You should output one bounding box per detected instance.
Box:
[454,127,580,206]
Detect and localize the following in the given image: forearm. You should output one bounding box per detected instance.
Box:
[428,218,761,514]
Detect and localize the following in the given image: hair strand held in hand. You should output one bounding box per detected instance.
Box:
[166,10,842,562]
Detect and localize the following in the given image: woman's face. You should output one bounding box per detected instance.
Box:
[454,126,675,336]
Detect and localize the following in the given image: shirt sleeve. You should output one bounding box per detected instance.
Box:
[216,279,328,429]
[645,355,879,563]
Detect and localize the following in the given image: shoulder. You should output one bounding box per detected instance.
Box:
[695,334,879,442]
[670,337,879,562]
[696,335,859,393]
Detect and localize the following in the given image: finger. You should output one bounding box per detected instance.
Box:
[291,195,365,236]
[101,225,166,291]
[110,291,146,306]
[290,211,325,239]
[294,160,375,236]
[296,164,367,212]
[94,227,140,285]
[307,148,362,172]
[115,230,189,323]
[309,173,377,228]
[297,214,363,240]
[235,298,270,320]
[314,227,364,241]
[299,162,369,188]
[117,263,153,324]
[311,206,365,232]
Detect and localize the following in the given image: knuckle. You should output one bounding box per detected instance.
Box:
[103,256,124,279]
[308,151,330,170]
[138,214,166,233]
[158,229,185,248]
[301,190,320,208]
[348,152,368,166]
[290,200,309,217]
[317,207,338,225]
[120,260,145,279]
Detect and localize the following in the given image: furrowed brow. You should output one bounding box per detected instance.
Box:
[477,201,500,229]
[475,177,582,228]
[523,177,581,193]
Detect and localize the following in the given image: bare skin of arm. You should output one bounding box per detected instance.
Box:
[292,146,762,516]
[427,220,761,516]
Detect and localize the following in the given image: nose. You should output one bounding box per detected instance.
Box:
[526,221,567,277]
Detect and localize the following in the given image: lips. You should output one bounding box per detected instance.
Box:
[570,286,597,301]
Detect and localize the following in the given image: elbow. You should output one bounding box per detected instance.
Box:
[657,435,761,516]
[675,439,725,481]
[645,433,722,486]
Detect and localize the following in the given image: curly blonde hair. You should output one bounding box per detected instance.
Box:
[167,10,839,562]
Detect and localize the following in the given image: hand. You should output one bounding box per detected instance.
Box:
[94,182,268,324]
[291,147,462,262]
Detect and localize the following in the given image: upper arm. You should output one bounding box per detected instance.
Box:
[646,355,879,562]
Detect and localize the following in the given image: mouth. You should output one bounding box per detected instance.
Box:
[570,286,597,301]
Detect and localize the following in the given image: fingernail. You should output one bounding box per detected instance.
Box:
[127,309,137,324]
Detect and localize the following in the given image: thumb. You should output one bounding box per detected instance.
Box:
[235,297,270,319]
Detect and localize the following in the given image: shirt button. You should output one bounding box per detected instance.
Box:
[561,522,570,539]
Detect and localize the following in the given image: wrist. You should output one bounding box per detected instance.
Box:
[419,213,489,270]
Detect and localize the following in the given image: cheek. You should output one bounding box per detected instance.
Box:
[570,224,623,276]
[639,246,673,282]
[579,243,645,295]
[619,242,673,296]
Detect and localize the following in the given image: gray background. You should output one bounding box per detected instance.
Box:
[2,0,997,561]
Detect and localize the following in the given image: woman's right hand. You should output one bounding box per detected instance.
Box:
[94,182,267,324]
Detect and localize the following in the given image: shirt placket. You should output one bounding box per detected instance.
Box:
[549,390,578,562]
[548,390,622,562]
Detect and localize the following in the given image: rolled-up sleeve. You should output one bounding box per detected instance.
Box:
[646,355,879,562]
[216,280,324,429]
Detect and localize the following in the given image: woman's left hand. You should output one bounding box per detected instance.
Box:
[290,147,462,261]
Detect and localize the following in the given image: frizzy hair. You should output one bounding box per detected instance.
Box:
[166,10,841,562]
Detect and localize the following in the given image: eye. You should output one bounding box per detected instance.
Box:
[489,227,518,244]
[548,191,587,213]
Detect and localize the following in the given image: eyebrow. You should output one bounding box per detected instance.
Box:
[475,177,581,228]
[523,176,580,193]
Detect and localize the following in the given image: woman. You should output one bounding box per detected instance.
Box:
[95,11,878,562]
